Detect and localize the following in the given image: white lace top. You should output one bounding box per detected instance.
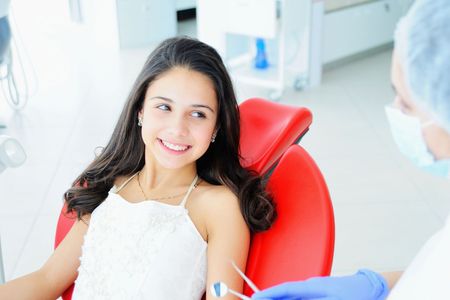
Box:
[72,174,207,300]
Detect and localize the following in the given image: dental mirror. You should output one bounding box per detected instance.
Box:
[210,281,251,300]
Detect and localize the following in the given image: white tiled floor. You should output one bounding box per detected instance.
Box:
[1,0,450,290]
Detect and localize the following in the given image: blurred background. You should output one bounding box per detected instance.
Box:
[1,0,449,289]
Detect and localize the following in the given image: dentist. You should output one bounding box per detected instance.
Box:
[252,0,450,299]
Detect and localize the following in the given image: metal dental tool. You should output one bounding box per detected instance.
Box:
[210,260,260,299]
[210,281,251,300]
[230,260,260,293]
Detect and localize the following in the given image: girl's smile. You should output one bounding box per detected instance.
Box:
[158,138,192,154]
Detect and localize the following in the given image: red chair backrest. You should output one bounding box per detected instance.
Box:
[244,144,335,296]
[54,203,76,300]
[239,98,312,174]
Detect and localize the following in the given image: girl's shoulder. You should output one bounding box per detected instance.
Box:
[193,182,242,224]
[195,182,237,207]
[188,182,249,242]
[191,182,248,243]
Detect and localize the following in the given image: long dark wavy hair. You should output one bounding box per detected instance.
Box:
[64,36,276,232]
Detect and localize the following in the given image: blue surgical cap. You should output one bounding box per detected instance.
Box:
[395,0,450,132]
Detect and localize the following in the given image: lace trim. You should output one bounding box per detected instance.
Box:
[73,195,206,299]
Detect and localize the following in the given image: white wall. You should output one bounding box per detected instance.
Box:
[322,0,412,64]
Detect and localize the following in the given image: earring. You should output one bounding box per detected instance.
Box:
[211,132,217,143]
[138,116,143,127]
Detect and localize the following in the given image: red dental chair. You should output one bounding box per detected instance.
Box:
[239,98,312,174]
[54,98,320,299]
[244,144,335,296]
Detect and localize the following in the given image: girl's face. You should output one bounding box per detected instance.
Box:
[138,67,218,170]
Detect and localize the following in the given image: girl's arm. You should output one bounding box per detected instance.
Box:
[0,215,90,300]
[203,188,250,300]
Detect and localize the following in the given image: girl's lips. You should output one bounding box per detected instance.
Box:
[158,138,191,154]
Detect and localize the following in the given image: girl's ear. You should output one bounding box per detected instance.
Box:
[138,106,144,119]
[211,129,219,143]
[137,109,144,127]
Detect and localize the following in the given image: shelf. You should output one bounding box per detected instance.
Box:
[229,62,283,89]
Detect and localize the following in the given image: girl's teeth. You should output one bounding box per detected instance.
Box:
[162,140,188,151]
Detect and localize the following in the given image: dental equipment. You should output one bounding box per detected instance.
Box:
[210,281,251,300]
[210,260,260,299]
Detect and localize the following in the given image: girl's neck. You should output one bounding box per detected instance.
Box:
[139,163,197,191]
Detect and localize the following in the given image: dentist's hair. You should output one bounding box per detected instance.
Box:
[395,0,450,131]
[64,36,276,232]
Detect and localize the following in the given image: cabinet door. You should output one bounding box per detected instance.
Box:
[176,0,196,11]
[116,0,176,48]
[224,0,277,39]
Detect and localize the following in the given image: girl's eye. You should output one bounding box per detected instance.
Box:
[192,111,206,118]
[156,104,170,111]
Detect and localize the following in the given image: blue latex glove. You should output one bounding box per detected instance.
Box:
[251,269,389,300]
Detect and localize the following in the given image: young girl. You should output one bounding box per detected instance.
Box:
[0,36,275,299]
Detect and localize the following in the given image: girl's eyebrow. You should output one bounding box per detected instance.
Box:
[149,96,215,113]
[192,104,215,113]
[150,96,174,102]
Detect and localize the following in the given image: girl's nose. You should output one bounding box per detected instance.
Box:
[168,115,189,137]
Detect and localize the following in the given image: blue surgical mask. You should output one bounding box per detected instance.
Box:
[384,105,450,178]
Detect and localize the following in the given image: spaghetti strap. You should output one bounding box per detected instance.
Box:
[115,172,139,193]
[179,175,199,208]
